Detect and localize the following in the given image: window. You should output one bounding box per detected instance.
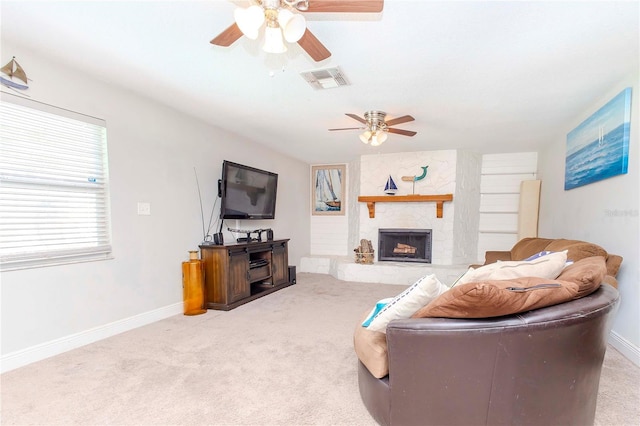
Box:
[0,93,112,271]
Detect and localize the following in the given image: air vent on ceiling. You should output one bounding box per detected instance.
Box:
[300,67,350,90]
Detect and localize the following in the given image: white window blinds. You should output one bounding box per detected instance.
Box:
[0,93,112,271]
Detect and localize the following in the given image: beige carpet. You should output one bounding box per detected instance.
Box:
[1,273,639,425]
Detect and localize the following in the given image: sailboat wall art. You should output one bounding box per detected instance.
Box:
[311,164,346,215]
[565,87,632,190]
[1,56,29,92]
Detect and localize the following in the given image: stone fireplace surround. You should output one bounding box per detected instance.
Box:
[301,149,481,286]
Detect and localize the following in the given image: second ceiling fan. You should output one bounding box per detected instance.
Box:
[329,111,417,146]
[210,0,384,61]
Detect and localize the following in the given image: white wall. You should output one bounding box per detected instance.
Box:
[347,159,361,256]
[477,153,539,263]
[309,164,350,256]
[538,76,639,365]
[0,42,310,370]
[453,150,482,264]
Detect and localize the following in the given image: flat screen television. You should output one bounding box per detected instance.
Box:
[219,160,278,220]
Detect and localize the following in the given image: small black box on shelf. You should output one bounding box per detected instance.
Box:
[288,265,296,284]
[213,232,224,245]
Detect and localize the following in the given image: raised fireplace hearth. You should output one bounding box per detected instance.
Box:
[378,228,432,263]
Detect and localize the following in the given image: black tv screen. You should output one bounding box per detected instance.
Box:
[220,160,278,220]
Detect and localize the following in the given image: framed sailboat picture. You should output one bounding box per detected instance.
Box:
[311,164,346,215]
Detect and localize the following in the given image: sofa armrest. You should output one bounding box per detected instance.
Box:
[484,250,512,265]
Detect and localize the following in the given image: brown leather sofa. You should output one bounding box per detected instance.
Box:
[358,284,620,426]
[478,237,623,287]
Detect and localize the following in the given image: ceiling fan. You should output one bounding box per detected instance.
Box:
[210,0,384,61]
[329,111,417,146]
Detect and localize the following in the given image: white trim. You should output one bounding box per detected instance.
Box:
[0,302,183,373]
[1,253,114,272]
[1,91,105,125]
[609,330,640,367]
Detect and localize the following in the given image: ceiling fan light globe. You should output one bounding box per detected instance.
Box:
[359,131,372,144]
[370,131,386,146]
[244,28,260,40]
[279,11,306,43]
[234,6,265,39]
[277,9,293,26]
[263,26,287,53]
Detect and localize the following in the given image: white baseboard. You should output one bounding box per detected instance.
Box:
[1,302,183,374]
[609,330,640,367]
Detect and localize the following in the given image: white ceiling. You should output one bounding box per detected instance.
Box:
[1,0,638,164]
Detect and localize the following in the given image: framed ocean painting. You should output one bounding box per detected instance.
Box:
[565,88,632,190]
[311,164,346,215]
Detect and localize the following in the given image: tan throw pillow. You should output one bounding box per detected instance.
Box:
[353,310,388,378]
[511,237,554,260]
[605,254,623,277]
[556,256,606,298]
[546,240,607,262]
[366,274,449,333]
[453,250,568,287]
[412,277,579,319]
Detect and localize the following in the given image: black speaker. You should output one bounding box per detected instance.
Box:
[267,229,274,241]
[288,265,296,284]
[213,232,224,245]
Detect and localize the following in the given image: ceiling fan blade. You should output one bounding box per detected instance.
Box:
[210,23,243,47]
[387,128,417,137]
[385,115,415,127]
[305,0,384,13]
[329,127,364,131]
[298,29,331,61]
[345,113,367,124]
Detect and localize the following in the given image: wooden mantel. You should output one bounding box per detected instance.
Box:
[357,194,454,219]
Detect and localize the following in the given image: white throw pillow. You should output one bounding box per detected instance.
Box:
[361,298,393,327]
[366,274,449,333]
[454,250,568,287]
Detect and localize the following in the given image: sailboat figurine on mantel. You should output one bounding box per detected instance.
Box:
[384,175,398,195]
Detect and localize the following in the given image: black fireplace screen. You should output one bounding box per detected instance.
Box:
[378,228,432,263]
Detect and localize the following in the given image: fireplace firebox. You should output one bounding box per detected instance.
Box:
[378,228,432,263]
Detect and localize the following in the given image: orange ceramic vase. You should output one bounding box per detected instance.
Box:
[182,250,206,316]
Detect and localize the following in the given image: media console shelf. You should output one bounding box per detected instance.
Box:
[357,194,454,219]
[199,239,292,311]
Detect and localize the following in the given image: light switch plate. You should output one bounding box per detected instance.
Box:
[137,202,151,216]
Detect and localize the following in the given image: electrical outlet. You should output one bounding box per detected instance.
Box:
[137,202,151,216]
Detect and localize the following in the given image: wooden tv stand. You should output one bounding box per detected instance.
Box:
[199,239,293,311]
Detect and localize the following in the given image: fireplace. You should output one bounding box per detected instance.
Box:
[378,229,432,263]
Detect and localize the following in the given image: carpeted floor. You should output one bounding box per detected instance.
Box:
[1,272,639,425]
